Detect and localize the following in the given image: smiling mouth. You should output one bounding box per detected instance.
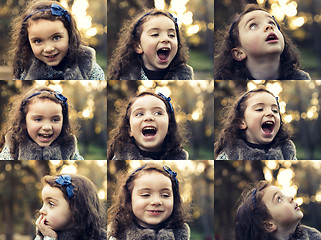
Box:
[142,127,157,137]
[157,48,170,61]
[45,53,59,59]
[262,121,274,134]
[44,220,49,225]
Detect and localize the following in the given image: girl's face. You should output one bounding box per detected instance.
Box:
[129,95,169,152]
[135,15,178,71]
[39,184,73,231]
[262,186,303,229]
[131,171,174,228]
[239,92,280,144]
[28,19,69,66]
[26,98,63,147]
[234,10,284,60]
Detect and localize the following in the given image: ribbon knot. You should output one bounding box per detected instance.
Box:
[163,165,178,185]
[157,92,174,112]
[55,175,75,199]
[54,91,68,109]
[51,3,71,23]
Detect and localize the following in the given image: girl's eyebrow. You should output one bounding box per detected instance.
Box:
[251,103,278,108]
[132,106,165,112]
[43,196,58,201]
[147,27,176,32]
[137,187,172,191]
[30,32,65,41]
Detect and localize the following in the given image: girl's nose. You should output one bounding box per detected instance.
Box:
[42,123,53,130]
[144,114,155,122]
[39,205,46,215]
[265,24,274,32]
[151,196,162,205]
[44,44,55,53]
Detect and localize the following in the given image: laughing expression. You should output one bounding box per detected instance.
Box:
[39,184,73,231]
[237,10,285,58]
[239,92,281,145]
[26,98,63,147]
[131,171,174,228]
[262,186,303,228]
[28,19,69,67]
[135,15,178,71]
[129,95,169,152]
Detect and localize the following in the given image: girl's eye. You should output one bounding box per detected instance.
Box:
[255,108,263,112]
[272,109,279,113]
[161,194,170,198]
[52,118,61,122]
[53,36,61,41]
[249,23,257,30]
[269,21,276,26]
[155,111,163,116]
[277,196,282,203]
[136,112,144,117]
[49,202,55,207]
[34,39,42,44]
[169,33,176,38]
[151,33,159,37]
[35,118,42,122]
[141,194,150,197]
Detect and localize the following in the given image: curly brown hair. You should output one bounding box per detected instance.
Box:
[0,86,77,158]
[214,88,291,159]
[9,0,86,79]
[107,8,189,80]
[107,163,187,238]
[214,4,302,80]
[41,174,105,239]
[234,180,302,240]
[107,91,185,160]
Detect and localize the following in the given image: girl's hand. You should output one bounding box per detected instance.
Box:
[36,215,58,239]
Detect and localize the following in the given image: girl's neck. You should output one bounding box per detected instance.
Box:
[273,223,299,240]
[245,54,280,80]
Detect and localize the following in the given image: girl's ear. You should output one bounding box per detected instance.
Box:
[262,221,277,233]
[134,42,143,54]
[128,128,133,137]
[239,119,247,129]
[231,48,247,61]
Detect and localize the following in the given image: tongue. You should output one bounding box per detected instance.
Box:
[144,132,156,137]
[158,51,167,60]
[262,126,273,134]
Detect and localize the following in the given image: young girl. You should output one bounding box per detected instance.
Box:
[107,8,193,80]
[0,86,84,160]
[214,88,296,160]
[214,4,310,80]
[107,91,188,160]
[10,0,105,80]
[35,174,107,240]
[107,163,190,239]
[235,180,321,240]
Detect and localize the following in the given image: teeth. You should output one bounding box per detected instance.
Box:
[143,127,156,131]
[264,121,274,125]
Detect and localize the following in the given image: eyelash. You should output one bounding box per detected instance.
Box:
[135,111,163,116]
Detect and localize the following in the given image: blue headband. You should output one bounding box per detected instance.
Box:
[132,11,178,36]
[55,175,75,199]
[24,3,71,23]
[21,90,68,111]
[157,92,174,112]
[163,165,178,186]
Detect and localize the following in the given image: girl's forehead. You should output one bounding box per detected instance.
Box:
[142,14,175,30]
[245,92,277,106]
[133,171,172,189]
[239,10,273,26]
[131,95,166,110]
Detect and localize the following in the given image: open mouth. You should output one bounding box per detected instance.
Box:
[44,220,49,225]
[265,33,278,42]
[38,133,53,139]
[147,210,164,215]
[295,204,300,211]
[142,126,157,137]
[157,48,170,61]
[262,121,274,134]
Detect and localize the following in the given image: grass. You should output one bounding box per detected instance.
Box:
[78,143,106,160]
[188,50,213,71]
